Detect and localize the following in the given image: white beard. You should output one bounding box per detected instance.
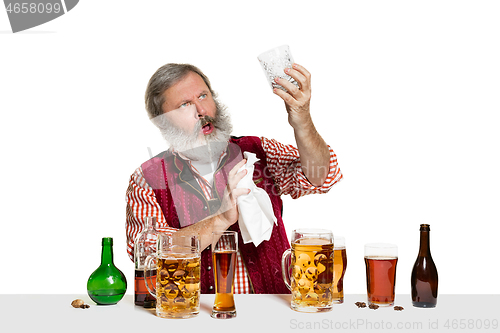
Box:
[151,99,233,163]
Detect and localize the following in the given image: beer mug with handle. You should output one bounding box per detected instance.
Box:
[281,229,334,312]
[144,233,201,319]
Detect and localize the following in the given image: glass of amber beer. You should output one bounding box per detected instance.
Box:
[144,233,201,319]
[211,230,238,319]
[333,236,347,304]
[364,243,398,307]
[281,229,334,313]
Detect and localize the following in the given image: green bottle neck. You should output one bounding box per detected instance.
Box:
[101,244,114,266]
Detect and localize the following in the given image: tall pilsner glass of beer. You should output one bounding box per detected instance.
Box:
[281,229,334,313]
[364,243,398,307]
[333,236,347,304]
[211,231,238,319]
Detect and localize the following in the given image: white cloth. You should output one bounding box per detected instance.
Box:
[236,152,277,246]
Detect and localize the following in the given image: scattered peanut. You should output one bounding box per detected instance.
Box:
[355,302,367,308]
[71,299,90,309]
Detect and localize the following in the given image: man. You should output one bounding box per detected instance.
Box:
[126,63,342,294]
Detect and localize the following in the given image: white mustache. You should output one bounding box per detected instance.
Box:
[153,97,233,164]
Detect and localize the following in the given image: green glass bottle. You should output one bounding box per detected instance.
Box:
[87,237,127,305]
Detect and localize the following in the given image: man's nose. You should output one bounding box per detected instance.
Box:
[194,101,207,118]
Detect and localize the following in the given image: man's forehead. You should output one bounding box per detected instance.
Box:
[171,72,208,94]
[164,72,208,108]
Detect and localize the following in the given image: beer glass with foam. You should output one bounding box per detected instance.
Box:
[364,243,398,307]
[144,233,201,319]
[281,229,334,312]
[211,230,238,319]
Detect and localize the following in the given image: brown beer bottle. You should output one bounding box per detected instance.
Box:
[411,224,438,308]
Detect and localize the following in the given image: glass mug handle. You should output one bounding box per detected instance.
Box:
[144,254,157,299]
[281,249,292,291]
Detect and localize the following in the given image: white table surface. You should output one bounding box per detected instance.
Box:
[1,294,498,332]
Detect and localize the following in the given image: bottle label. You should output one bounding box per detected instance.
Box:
[135,269,157,295]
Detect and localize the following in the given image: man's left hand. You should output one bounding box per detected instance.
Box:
[273,63,312,130]
[273,63,332,187]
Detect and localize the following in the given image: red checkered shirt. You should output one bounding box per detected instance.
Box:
[126,137,342,293]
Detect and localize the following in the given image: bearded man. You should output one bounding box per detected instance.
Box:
[126,63,343,294]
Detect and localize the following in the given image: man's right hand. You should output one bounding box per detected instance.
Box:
[216,158,250,229]
[169,158,250,251]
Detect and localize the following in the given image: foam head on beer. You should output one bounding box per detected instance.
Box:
[364,243,398,258]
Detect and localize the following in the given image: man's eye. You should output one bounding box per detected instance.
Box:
[180,102,190,108]
[199,94,207,100]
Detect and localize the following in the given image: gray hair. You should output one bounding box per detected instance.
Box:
[144,63,216,119]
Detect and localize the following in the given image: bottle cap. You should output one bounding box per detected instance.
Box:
[102,237,113,245]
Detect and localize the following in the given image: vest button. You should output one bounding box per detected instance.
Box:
[209,286,213,290]
[207,266,212,271]
[203,205,208,211]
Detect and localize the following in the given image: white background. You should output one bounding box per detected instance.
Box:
[1,0,499,295]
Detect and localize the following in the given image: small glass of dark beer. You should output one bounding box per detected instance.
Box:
[364,243,398,307]
[211,231,238,319]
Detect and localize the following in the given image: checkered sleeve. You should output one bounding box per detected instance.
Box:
[125,167,178,262]
[234,251,251,293]
[261,137,343,199]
